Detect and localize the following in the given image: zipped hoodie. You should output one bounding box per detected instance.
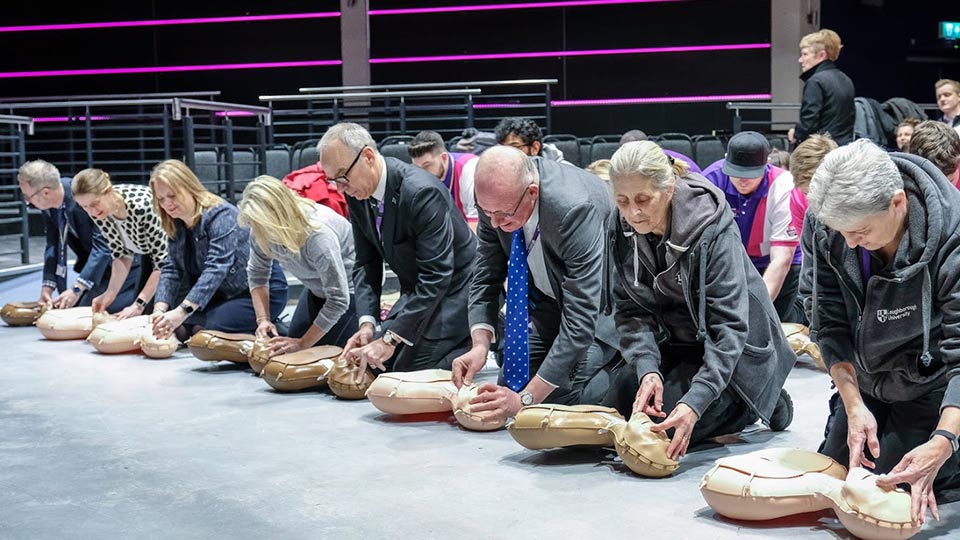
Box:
[608,174,796,423]
[803,153,960,412]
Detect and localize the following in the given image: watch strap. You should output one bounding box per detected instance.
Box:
[180,302,195,314]
[931,429,959,453]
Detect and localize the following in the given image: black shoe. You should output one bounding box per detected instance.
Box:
[769,389,794,432]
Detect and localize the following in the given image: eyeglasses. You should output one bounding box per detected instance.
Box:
[329,146,368,186]
[474,183,532,219]
[22,187,44,207]
[504,141,532,151]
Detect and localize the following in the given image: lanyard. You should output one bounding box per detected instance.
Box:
[526,225,541,253]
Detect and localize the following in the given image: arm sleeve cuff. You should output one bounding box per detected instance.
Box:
[470,323,497,343]
[359,315,379,330]
[678,380,720,419]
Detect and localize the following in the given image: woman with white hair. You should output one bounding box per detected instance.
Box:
[608,141,796,461]
[803,139,960,524]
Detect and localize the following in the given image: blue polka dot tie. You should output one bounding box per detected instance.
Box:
[504,228,530,392]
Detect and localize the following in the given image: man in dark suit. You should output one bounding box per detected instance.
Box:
[451,146,624,422]
[17,159,138,311]
[318,123,477,373]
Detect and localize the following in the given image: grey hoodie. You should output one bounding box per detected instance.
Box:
[609,174,796,423]
[802,153,960,412]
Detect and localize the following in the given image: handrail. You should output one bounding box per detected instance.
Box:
[726,102,800,111]
[173,98,272,124]
[298,79,557,93]
[260,89,482,102]
[0,114,34,135]
[0,91,220,103]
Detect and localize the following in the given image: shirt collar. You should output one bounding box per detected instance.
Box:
[372,155,387,202]
[721,165,771,200]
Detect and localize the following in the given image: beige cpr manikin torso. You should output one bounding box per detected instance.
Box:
[781,322,826,371]
[260,345,342,392]
[86,315,178,357]
[35,307,102,340]
[364,370,506,431]
[699,448,921,540]
[1,301,44,326]
[188,330,256,363]
[508,404,679,477]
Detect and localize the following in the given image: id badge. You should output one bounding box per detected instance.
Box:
[56,264,67,278]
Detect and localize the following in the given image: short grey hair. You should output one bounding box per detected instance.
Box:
[317,122,378,154]
[807,139,903,230]
[18,159,61,190]
[609,141,687,190]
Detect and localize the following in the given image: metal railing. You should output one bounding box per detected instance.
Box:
[265,79,557,143]
[0,95,271,202]
[0,115,35,264]
[727,101,943,134]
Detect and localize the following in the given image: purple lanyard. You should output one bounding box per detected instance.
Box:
[860,248,872,287]
[526,226,541,253]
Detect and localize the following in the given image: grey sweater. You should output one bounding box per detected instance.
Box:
[803,153,960,412]
[247,204,355,333]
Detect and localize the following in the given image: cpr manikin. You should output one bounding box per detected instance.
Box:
[36,307,104,340]
[188,330,256,364]
[699,448,921,540]
[507,404,679,478]
[364,370,506,431]
[86,315,178,358]
[1,302,43,326]
[248,338,372,398]
[781,322,825,371]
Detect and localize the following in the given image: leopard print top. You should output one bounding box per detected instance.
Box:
[90,184,168,266]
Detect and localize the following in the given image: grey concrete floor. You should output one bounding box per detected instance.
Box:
[0,271,957,540]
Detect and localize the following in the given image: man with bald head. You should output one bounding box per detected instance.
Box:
[318,123,477,374]
[452,146,623,422]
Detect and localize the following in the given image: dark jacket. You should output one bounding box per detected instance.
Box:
[470,157,618,389]
[155,202,258,309]
[610,174,796,424]
[348,156,477,346]
[803,153,960,411]
[42,178,112,292]
[795,60,856,146]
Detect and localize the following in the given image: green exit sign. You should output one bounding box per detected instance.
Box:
[942,21,960,40]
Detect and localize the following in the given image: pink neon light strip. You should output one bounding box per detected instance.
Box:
[550,93,773,106]
[369,0,686,16]
[0,59,342,79]
[33,116,112,122]
[0,12,340,33]
[371,43,770,64]
[0,2,684,33]
[0,43,764,79]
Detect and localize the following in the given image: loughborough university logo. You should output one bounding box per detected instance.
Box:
[876,305,917,323]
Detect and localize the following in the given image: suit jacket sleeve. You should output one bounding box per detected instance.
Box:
[467,215,508,328]
[536,203,608,389]
[387,187,458,342]
[76,220,112,289]
[351,214,383,324]
[42,211,61,290]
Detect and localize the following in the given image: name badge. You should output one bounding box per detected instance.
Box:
[56,264,67,278]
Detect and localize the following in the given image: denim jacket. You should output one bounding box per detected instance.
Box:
[155,202,251,309]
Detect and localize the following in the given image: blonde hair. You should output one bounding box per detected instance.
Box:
[71,168,124,212]
[609,141,688,191]
[149,159,223,237]
[789,134,838,190]
[585,159,611,182]
[935,79,960,95]
[800,29,843,61]
[237,175,319,257]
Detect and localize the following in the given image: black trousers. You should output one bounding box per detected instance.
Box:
[288,289,359,348]
[607,342,758,445]
[819,389,960,502]
[773,263,805,324]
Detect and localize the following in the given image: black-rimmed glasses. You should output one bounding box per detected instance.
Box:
[474,183,532,219]
[329,146,368,185]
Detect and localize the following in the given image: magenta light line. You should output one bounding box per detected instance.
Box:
[0,12,340,33]
[473,103,540,109]
[33,115,112,122]
[549,93,773,106]
[0,59,342,79]
[370,43,770,64]
[215,111,256,117]
[369,0,685,16]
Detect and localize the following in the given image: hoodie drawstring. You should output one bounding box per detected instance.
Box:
[810,232,821,344]
[632,235,640,287]
[695,240,708,342]
[920,268,933,367]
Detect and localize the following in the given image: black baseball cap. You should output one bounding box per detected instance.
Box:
[723,131,771,178]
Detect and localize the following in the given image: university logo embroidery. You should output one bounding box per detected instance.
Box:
[674,272,682,286]
[876,305,917,323]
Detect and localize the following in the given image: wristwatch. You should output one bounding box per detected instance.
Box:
[382,330,398,347]
[519,390,535,407]
[135,297,147,307]
[930,429,959,454]
[71,285,82,295]
[180,302,195,314]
